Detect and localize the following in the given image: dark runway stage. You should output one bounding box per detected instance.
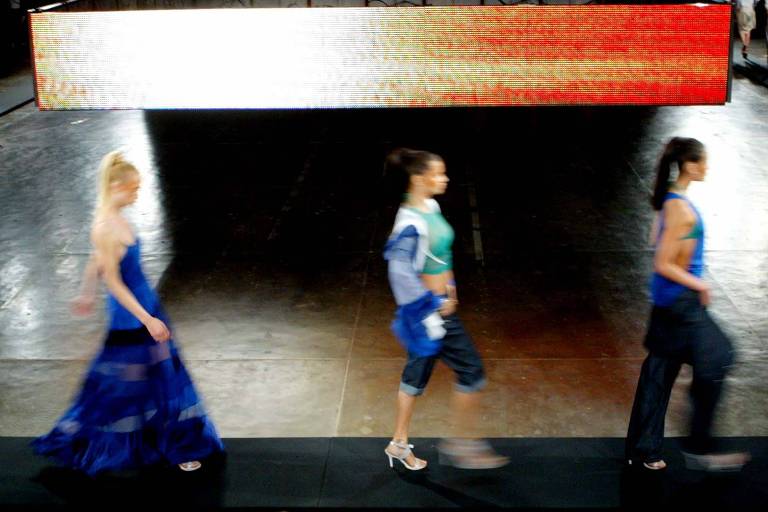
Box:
[2,436,767,509]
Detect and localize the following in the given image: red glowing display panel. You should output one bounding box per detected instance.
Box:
[29,5,732,109]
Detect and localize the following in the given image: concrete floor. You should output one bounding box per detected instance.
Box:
[1,75,767,440]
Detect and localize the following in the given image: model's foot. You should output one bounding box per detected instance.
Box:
[385,440,427,470]
[682,451,750,472]
[642,460,667,470]
[438,438,509,469]
[742,45,748,59]
[178,460,202,471]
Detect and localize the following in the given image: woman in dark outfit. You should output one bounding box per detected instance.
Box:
[625,137,750,472]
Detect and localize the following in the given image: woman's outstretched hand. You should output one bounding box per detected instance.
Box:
[144,316,171,343]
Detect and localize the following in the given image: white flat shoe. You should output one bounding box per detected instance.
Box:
[384,440,427,471]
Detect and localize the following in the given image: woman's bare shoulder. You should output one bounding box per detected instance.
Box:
[663,198,695,226]
[90,215,124,247]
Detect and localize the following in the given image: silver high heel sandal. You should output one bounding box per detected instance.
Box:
[384,440,427,470]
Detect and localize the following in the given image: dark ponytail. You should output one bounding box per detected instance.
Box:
[383,148,443,201]
[651,137,705,211]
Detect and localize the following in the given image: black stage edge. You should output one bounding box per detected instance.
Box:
[733,59,768,89]
[0,437,767,510]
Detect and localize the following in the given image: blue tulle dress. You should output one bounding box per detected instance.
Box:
[32,239,224,475]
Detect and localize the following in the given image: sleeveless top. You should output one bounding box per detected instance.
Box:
[107,238,161,330]
[650,192,705,307]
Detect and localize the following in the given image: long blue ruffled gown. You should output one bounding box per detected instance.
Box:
[33,239,224,475]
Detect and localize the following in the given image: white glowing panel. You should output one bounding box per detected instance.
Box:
[30,6,732,109]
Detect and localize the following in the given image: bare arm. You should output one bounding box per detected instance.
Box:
[649,212,660,247]
[71,253,101,316]
[93,226,170,341]
[654,200,710,304]
[79,253,100,296]
[445,270,457,300]
[444,270,458,315]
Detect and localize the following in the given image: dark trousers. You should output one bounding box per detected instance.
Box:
[625,291,734,463]
[400,314,486,396]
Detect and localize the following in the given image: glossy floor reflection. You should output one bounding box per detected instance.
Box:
[1,76,767,439]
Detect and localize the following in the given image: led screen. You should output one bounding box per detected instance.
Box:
[29,5,732,109]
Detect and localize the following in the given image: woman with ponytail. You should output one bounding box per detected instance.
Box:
[625,138,749,472]
[381,148,508,471]
[33,151,224,475]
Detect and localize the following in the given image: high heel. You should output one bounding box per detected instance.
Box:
[384,440,427,471]
[178,460,202,471]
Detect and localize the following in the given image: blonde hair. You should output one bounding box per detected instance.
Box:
[96,151,138,212]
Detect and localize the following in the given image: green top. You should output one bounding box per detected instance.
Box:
[681,221,703,241]
[408,207,454,275]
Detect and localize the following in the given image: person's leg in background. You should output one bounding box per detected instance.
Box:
[736,0,757,58]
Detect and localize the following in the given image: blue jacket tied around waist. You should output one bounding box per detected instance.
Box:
[383,199,447,357]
